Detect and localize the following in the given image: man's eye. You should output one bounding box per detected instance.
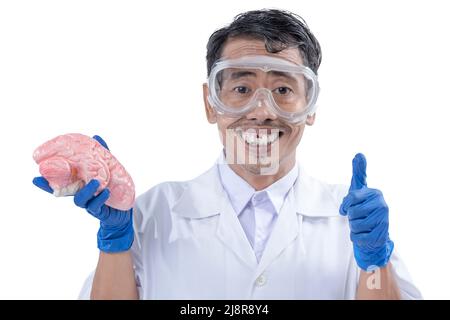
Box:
[234,86,251,94]
[274,87,292,95]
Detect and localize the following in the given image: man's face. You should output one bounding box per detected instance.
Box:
[203,38,315,176]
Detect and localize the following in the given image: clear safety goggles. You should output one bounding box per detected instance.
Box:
[207,55,319,124]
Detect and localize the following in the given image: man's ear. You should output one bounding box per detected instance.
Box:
[306,113,316,126]
[203,83,217,124]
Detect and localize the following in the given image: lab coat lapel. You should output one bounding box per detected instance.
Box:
[254,164,344,274]
[255,188,301,275]
[172,163,258,269]
[216,195,258,269]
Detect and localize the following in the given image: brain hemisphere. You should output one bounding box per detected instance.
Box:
[33,133,135,211]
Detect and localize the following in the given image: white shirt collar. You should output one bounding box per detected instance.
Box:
[217,150,298,216]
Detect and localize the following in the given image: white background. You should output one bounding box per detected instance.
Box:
[1,0,449,299]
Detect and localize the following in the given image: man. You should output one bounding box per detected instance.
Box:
[34,9,421,299]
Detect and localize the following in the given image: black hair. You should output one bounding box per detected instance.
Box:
[206,9,322,76]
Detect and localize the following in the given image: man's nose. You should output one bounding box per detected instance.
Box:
[245,99,278,122]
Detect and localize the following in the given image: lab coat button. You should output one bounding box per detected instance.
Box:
[255,274,266,287]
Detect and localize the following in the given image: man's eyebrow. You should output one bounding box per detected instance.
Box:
[227,70,300,84]
[268,70,299,83]
[230,70,257,79]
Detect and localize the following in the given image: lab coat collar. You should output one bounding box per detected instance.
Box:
[172,159,342,219]
[171,163,223,219]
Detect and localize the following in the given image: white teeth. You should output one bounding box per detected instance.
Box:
[247,134,256,144]
[260,135,268,145]
[236,130,281,146]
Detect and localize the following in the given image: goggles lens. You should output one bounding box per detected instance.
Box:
[216,68,313,113]
[208,56,319,123]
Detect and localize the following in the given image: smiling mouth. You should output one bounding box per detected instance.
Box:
[234,127,285,146]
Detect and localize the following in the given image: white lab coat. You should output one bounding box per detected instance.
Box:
[79,162,422,299]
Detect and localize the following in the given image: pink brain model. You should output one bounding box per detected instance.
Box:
[33,133,135,211]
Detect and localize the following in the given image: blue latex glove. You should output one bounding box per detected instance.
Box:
[339,153,394,271]
[33,135,134,253]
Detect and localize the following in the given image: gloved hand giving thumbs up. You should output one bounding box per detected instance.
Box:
[339,153,394,271]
